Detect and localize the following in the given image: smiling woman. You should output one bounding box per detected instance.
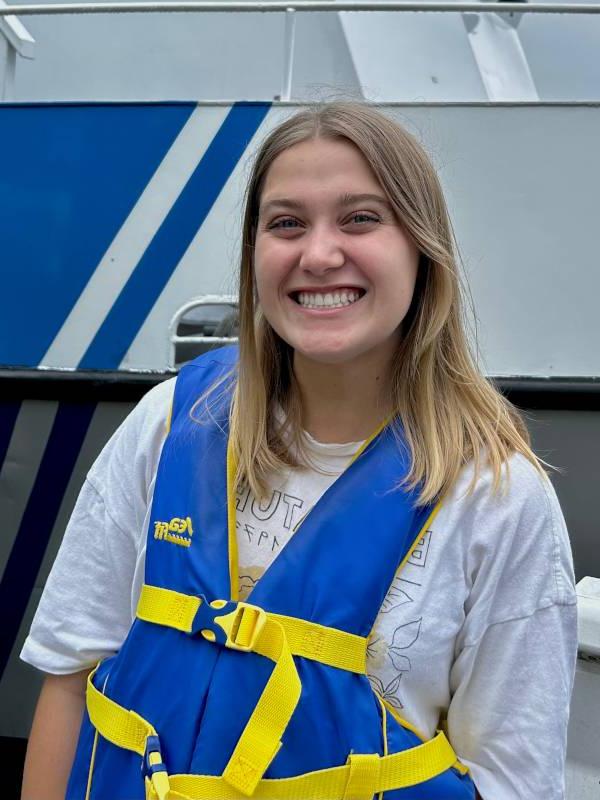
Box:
[254,138,419,372]
[21,103,576,800]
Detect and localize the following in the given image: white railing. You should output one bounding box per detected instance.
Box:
[168,296,238,369]
[0,1,598,103]
[0,0,34,100]
[2,2,600,15]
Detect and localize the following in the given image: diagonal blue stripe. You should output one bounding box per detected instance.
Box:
[79,102,271,370]
[0,403,96,681]
[0,103,196,367]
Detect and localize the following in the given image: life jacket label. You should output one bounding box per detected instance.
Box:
[153,516,194,548]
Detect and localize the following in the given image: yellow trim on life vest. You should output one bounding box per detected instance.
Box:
[375,693,388,800]
[165,400,173,436]
[349,416,390,463]
[227,434,239,601]
[137,584,368,673]
[84,728,99,800]
[369,499,443,640]
[381,697,428,743]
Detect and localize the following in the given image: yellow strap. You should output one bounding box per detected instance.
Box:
[91,603,302,796]
[343,754,381,800]
[144,732,459,800]
[86,666,155,757]
[220,615,301,795]
[88,665,459,800]
[137,584,367,673]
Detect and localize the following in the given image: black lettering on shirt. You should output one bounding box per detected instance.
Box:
[243,522,255,543]
[281,493,303,530]
[251,491,281,521]
[236,484,252,513]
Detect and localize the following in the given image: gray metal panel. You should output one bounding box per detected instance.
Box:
[0,400,133,739]
[520,2,600,100]
[397,104,600,377]
[526,408,600,582]
[339,11,486,101]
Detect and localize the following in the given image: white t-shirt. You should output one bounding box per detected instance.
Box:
[21,377,578,800]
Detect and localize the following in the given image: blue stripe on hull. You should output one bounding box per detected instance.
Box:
[0,103,196,368]
[79,101,271,370]
[0,403,96,680]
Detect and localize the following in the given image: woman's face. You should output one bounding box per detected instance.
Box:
[254,137,420,369]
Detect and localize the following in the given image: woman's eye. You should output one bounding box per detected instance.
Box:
[269,217,300,230]
[346,213,381,225]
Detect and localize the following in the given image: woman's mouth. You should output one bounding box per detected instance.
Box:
[291,288,366,310]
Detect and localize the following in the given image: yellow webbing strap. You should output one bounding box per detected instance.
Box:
[86,666,155,757]
[88,662,459,800]
[220,614,301,795]
[144,731,459,800]
[93,597,302,796]
[136,584,367,673]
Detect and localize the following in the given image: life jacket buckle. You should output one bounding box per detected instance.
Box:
[216,601,267,652]
[191,596,267,651]
[142,735,171,800]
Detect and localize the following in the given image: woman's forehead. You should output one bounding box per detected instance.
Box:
[259,138,383,207]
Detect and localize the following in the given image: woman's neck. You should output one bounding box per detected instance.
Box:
[293,351,394,444]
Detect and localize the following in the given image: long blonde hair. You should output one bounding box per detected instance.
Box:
[227,102,542,503]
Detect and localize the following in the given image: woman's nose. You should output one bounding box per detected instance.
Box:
[298,227,345,275]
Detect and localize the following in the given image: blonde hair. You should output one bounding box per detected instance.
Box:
[226,102,543,503]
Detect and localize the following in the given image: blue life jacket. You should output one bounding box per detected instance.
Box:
[67,347,476,800]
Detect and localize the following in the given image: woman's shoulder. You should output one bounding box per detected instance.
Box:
[445,451,559,523]
[437,452,577,619]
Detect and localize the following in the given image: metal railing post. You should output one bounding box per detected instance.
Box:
[0,0,35,99]
[0,37,15,99]
[281,6,296,101]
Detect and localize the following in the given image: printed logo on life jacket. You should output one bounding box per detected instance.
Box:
[154,517,194,548]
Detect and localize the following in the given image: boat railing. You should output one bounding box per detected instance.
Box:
[2,1,600,102]
[0,0,34,100]
[169,295,238,369]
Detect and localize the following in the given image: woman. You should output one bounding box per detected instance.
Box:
[21,103,577,800]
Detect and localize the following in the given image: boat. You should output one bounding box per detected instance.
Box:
[1,0,599,795]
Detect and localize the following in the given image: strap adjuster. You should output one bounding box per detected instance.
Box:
[142,735,170,800]
[190,596,267,652]
[217,601,267,652]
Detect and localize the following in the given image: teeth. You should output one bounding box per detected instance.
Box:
[295,290,362,309]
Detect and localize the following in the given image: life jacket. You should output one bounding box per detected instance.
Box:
[67,346,476,800]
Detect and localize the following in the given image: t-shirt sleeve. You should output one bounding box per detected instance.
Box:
[20,377,176,675]
[446,457,578,800]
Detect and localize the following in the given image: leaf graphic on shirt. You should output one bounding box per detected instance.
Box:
[387,651,411,672]
[380,579,413,614]
[367,672,404,710]
[386,618,421,672]
[366,634,386,668]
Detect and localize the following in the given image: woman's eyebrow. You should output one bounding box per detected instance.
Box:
[339,193,392,209]
[260,198,305,214]
[260,193,392,214]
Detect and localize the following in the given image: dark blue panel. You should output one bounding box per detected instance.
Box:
[79,102,271,370]
[0,402,95,680]
[0,402,20,472]
[0,104,196,367]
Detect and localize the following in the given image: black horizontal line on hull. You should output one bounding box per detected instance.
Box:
[0,368,599,409]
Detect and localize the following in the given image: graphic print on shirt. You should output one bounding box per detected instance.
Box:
[236,482,307,601]
[367,529,432,710]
